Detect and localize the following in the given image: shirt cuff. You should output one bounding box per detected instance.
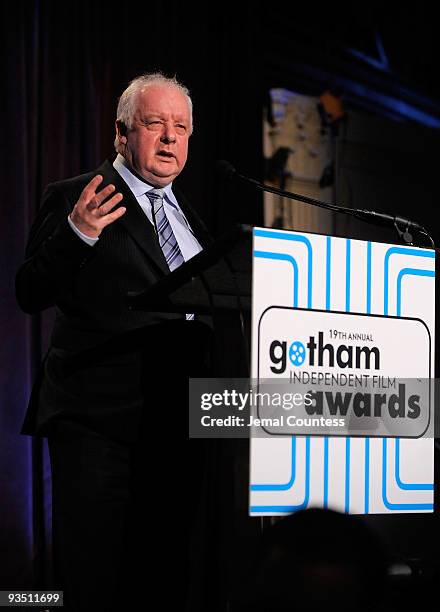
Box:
[68,215,99,246]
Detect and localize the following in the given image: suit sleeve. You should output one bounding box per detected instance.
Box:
[15,184,95,314]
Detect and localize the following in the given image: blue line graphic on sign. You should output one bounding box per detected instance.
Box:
[250,438,297,491]
[253,251,299,307]
[394,439,433,491]
[383,246,434,315]
[381,439,433,511]
[396,268,435,316]
[254,229,313,308]
[250,437,311,513]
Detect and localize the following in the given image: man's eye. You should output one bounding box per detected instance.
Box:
[176,125,187,133]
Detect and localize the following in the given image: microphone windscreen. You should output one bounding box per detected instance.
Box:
[216,159,236,181]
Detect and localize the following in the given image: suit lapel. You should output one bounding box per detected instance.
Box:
[97,160,213,274]
[98,160,169,275]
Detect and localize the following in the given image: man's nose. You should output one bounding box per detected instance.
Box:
[161,124,176,143]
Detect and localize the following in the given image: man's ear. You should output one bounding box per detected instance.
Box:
[115,120,128,143]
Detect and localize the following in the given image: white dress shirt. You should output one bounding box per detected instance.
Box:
[68,154,203,263]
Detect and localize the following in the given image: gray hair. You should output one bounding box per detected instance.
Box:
[114,72,193,150]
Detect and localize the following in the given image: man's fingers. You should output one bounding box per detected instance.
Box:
[94,183,116,206]
[85,183,116,211]
[101,206,127,227]
[79,174,103,206]
[97,192,124,215]
[70,176,125,237]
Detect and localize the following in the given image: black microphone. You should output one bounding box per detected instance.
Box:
[217,160,266,192]
[353,210,424,231]
[216,160,429,240]
[217,160,237,182]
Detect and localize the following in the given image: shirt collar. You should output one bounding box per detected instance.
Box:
[113,154,175,201]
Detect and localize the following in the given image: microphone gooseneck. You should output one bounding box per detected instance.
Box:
[216,160,433,247]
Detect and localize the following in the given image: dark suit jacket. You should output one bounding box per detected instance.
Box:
[16,159,213,442]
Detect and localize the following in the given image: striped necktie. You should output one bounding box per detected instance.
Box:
[146,188,194,320]
[147,188,185,271]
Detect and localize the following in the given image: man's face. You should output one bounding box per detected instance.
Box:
[120,85,191,187]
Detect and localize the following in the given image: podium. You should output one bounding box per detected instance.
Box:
[128,223,253,314]
[128,225,435,518]
[250,227,435,517]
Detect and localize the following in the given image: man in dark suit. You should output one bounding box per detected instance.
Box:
[16,73,212,611]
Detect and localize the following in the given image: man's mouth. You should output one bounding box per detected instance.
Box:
[157,151,175,159]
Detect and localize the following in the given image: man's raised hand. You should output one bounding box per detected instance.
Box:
[70,175,126,238]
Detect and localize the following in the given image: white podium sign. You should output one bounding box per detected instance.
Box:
[250,227,435,515]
